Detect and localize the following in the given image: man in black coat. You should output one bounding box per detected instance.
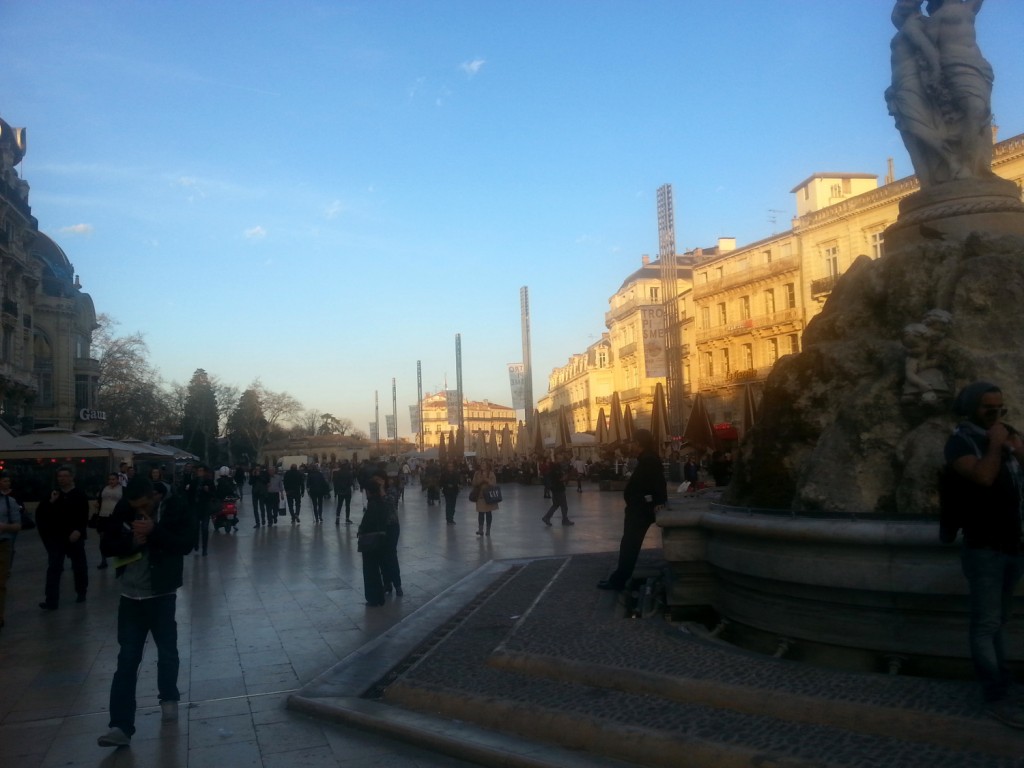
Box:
[36,466,91,609]
[282,464,305,523]
[598,429,667,591]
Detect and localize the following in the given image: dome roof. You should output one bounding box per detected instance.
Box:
[32,231,74,281]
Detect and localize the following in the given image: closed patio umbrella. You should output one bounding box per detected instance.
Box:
[607,393,624,446]
[454,426,465,460]
[594,408,608,445]
[500,424,515,463]
[682,393,716,452]
[555,405,572,451]
[623,404,636,442]
[438,431,448,463]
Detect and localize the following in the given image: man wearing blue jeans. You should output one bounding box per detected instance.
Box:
[946,381,1024,729]
[97,479,194,747]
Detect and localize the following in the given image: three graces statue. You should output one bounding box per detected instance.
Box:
[887,0,994,188]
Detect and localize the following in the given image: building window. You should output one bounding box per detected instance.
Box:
[789,334,800,354]
[831,183,843,198]
[715,267,723,280]
[703,351,714,378]
[784,283,796,309]
[0,327,11,362]
[824,244,840,277]
[37,370,53,408]
[870,230,884,259]
[649,286,659,301]
[721,348,731,375]
[75,374,90,410]
[766,338,779,365]
[764,288,776,315]
[742,343,753,370]
[598,350,607,368]
[739,296,751,320]
[717,302,727,325]
[701,306,710,329]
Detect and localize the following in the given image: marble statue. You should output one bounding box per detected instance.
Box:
[887,0,994,187]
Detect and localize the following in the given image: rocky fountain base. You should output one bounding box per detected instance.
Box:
[660,178,1024,674]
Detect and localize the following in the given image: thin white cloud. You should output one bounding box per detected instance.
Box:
[59,223,94,235]
[325,200,345,219]
[460,58,486,76]
[244,226,267,240]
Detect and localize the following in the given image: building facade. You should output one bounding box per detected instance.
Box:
[538,131,1024,448]
[0,116,100,433]
[418,391,517,449]
[536,333,614,436]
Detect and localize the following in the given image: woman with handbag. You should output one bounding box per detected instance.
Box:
[357,470,389,606]
[94,473,123,570]
[471,460,499,537]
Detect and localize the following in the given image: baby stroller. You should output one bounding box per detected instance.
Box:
[213,495,239,533]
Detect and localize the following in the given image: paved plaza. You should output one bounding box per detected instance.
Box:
[5,480,1024,767]
[0,479,649,767]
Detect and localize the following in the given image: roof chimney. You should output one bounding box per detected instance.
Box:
[641,254,650,266]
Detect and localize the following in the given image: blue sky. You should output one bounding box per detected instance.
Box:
[4,1,1024,437]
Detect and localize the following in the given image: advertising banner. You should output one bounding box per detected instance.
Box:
[385,414,396,439]
[445,389,460,425]
[369,422,378,441]
[508,363,526,410]
[409,405,420,434]
[641,306,668,378]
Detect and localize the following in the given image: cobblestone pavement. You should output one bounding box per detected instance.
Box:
[0,479,650,767]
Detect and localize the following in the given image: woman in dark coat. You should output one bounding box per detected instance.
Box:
[357,470,389,606]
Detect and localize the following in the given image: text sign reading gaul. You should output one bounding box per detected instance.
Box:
[79,408,107,421]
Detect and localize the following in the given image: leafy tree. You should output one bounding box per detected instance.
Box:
[92,314,176,439]
[225,380,301,463]
[182,369,218,462]
[317,414,352,435]
[226,387,266,464]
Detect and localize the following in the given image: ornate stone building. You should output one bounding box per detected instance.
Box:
[536,334,613,435]
[539,131,1024,447]
[691,131,1024,438]
[0,116,100,433]
[419,391,516,449]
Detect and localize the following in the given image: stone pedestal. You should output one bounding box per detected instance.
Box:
[659,505,1024,671]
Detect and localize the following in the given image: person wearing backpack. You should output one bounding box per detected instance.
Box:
[945,381,1024,729]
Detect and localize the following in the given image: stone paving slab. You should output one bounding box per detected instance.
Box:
[293,551,1024,768]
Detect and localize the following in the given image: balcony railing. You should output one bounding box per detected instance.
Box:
[696,307,802,343]
[618,342,638,358]
[605,296,661,325]
[811,273,841,298]
[693,256,799,298]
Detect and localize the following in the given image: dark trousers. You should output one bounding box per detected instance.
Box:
[108,594,179,737]
[251,491,267,524]
[266,492,280,523]
[194,513,209,553]
[443,492,458,522]
[43,537,88,606]
[361,551,386,604]
[286,492,302,519]
[310,494,324,521]
[543,491,569,522]
[607,506,656,588]
[335,491,352,519]
[382,524,401,590]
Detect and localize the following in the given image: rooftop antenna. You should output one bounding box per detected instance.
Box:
[768,209,785,232]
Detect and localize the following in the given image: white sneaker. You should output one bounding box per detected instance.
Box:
[97,727,131,747]
[161,700,178,722]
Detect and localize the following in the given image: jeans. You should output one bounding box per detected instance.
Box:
[443,492,458,522]
[108,594,179,736]
[310,494,324,522]
[607,506,656,588]
[544,491,569,521]
[286,492,302,519]
[43,537,88,606]
[251,491,266,525]
[961,546,1024,702]
[335,491,352,519]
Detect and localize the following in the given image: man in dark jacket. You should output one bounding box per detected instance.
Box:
[332,460,354,524]
[97,478,195,747]
[598,429,667,590]
[282,464,305,523]
[36,466,91,609]
[185,464,216,555]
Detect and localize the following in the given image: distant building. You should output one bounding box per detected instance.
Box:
[539,130,1024,450]
[419,391,516,449]
[0,116,100,433]
[536,333,613,436]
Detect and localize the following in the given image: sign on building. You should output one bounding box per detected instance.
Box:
[508,363,526,410]
[641,306,668,378]
[445,389,460,426]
